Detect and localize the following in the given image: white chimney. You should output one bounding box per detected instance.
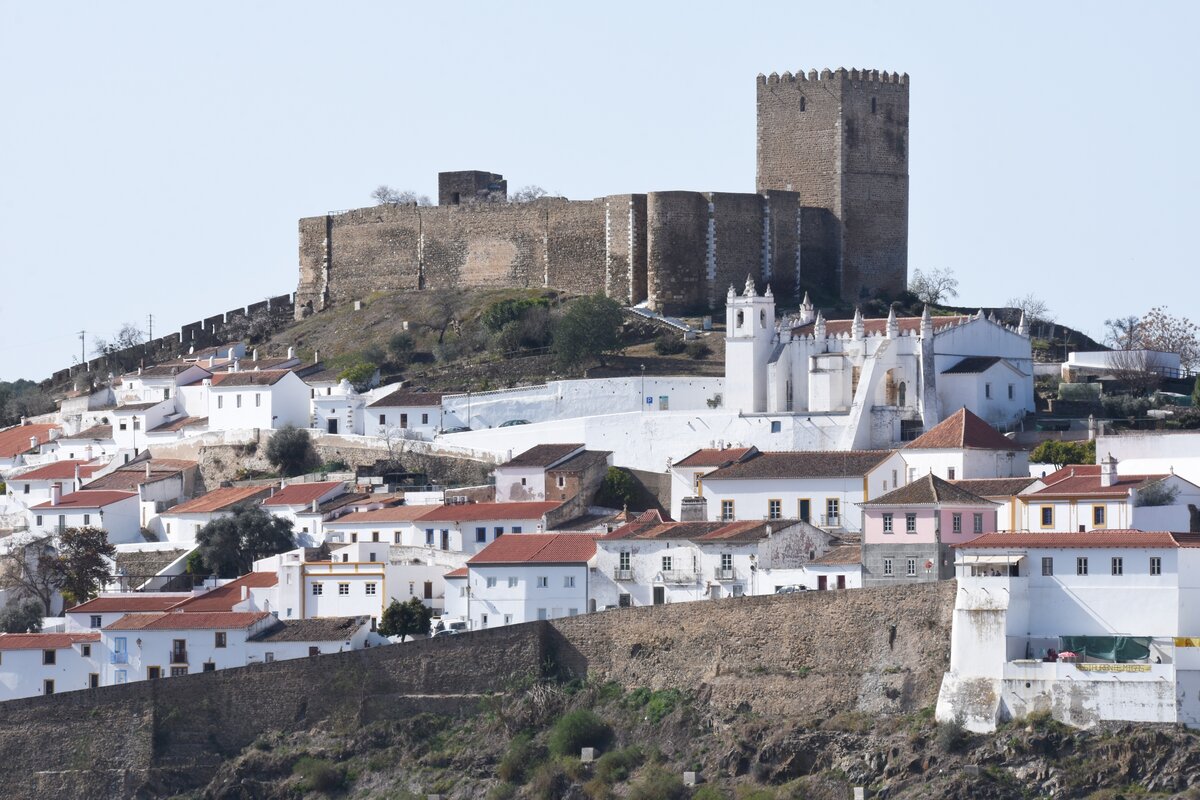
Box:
[208,354,215,368]
[232,358,240,373]
[29,435,37,450]
[1100,453,1118,488]
[287,346,295,360]
[50,484,61,506]
[73,465,81,482]
[85,445,93,460]
[241,585,249,601]
[252,348,259,362]
[145,461,152,480]
[311,499,318,513]
[20,416,27,426]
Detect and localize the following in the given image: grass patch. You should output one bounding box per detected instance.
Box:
[548,709,613,757]
[292,756,344,793]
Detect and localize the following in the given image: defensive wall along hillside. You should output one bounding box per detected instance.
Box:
[0,582,953,799]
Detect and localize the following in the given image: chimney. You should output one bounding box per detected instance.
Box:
[241,585,249,601]
[314,350,319,364]
[145,461,152,480]
[74,464,81,482]
[208,354,215,368]
[679,496,708,522]
[232,358,240,373]
[1100,453,1118,488]
[85,445,93,460]
[311,499,318,513]
[287,346,295,360]
[252,348,259,362]
[50,484,61,506]
[20,416,28,426]
[29,435,37,451]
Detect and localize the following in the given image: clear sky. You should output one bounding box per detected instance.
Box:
[2,1,1197,382]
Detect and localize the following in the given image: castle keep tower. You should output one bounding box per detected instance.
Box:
[756,68,909,302]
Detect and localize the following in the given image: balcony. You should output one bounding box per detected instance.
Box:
[714,567,736,581]
[110,652,129,664]
[170,649,188,665]
[820,514,841,528]
[659,571,696,585]
[614,568,633,581]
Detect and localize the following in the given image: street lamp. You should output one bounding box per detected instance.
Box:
[640,365,645,412]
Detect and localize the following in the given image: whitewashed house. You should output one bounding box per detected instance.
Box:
[950,477,1044,532]
[208,370,311,430]
[322,505,436,547]
[1018,457,1200,533]
[694,450,906,533]
[65,594,188,633]
[0,632,101,701]
[591,510,838,608]
[5,460,103,510]
[668,447,757,521]
[0,422,60,471]
[157,485,275,544]
[28,489,141,542]
[900,407,1029,482]
[494,444,611,504]
[804,544,863,590]
[410,502,561,555]
[51,423,116,462]
[110,400,174,455]
[367,388,445,439]
[937,530,1200,732]
[83,457,196,534]
[262,481,349,544]
[461,533,599,629]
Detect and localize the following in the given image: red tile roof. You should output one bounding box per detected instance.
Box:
[262,481,343,507]
[445,567,468,578]
[367,388,445,408]
[0,632,100,650]
[327,506,439,524]
[0,423,59,458]
[674,447,756,468]
[905,408,1020,451]
[704,450,893,480]
[210,370,290,387]
[171,573,280,613]
[500,444,585,468]
[603,509,792,542]
[15,460,102,481]
[811,545,863,566]
[957,530,1200,549]
[949,477,1041,497]
[64,424,113,440]
[793,315,972,338]
[861,474,997,507]
[468,533,600,565]
[67,595,185,614]
[31,489,137,510]
[415,501,561,523]
[1028,465,1169,499]
[105,611,272,630]
[149,416,208,433]
[166,485,274,514]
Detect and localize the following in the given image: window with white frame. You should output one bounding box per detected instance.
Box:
[486,577,497,588]
[537,576,548,588]
[662,556,673,572]
[1077,557,1089,576]
[365,583,377,595]
[906,558,917,577]
[1111,557,1123,576]
[952,513,962,533]
[973,513,984,533]
[564,575,575,588]
[338,583,350,595]
[1042,557,1053,576]
[312,583,323,595]
[905,513,916,533]
[508,576,517,588]
[883,557,893,576]
[1151,556,1162,575]
[882,513,893,533]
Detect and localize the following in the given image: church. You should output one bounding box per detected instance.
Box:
[723,278,1036,449]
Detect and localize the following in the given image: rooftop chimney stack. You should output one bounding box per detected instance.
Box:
[1100,453,1118,488]
[50,484,61,506]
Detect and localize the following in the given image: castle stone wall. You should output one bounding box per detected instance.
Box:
[646,191,710,312]
[603,194,648,304]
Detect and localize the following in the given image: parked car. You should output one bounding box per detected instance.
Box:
[499,419,531,427]
[775,585,808,594]
[429,619,468,637]
[441,426,471,434]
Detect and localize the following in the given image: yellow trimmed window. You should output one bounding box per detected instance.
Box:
[1040,506,1054,528]
[1093,505,1106,528]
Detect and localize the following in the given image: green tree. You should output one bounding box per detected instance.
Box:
[388,331,416,366]
[1192,376,1200,408]
[196,504,296,578]
[552,294,624,369]
[1030,439,1096,471]
[338,361,378,392]
[52,526,116,607]
[379,597,434,641]
[596,467,639,510]
[0,597,45,633]
[0,537,62,615]
[265,425,318,477]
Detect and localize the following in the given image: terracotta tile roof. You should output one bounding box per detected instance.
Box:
[0,632,100,650]
[262,481,344,507]
[551,450,611,473]
[15,460,103,481]
[415,501,561,523]
[811,545,862,566]
[905,408,1019,451]
[249,616,368,642]
[445,567,468,578]
[113,402,163,412]
[149,416,208,433]
[704,450,892,480]
[171,573,280,613]
[124,364,189,378]
[674,447,756,468]
[949,477,1041,497]
[67,595,185,614]
[166,485,274,514]
[32,489,137,509]
[468,533,600,565]
[326,506,439,524]
[63,424,113,440]
[861,474,997,507]
[84,460,195,491]
[1028,465,1170,499]
[105,611,272,630]
[957,530,1200,549]
[942,356,1004,375]
[210,370,290,387]
[0,423,59,458]
[793,315,972,338]
[603,509,795,543]
[367,388,445,408]
[500,444,585,468]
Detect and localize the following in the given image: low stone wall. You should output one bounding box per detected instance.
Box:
[0,583,955,798]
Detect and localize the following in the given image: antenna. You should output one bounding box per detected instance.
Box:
[147,314,153,341]
[78,330,86,366]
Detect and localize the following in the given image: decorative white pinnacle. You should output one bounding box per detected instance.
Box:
[886,305,898,338]
[743,275,757,297]
[1018,311,1030,336]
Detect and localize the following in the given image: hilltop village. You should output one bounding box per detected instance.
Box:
[3,66,1200,797]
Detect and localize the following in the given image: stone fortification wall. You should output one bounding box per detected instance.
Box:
[0,583,953,798]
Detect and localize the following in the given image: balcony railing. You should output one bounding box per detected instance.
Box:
[614,568,633,581]
[714,567,735,581]
[660,571,696,584]
[820,514,841,527]
[110,652,129,664]
[170,649,188,665]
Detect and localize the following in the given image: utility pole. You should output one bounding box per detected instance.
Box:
[147,314,153,341]
[78,330,86,365]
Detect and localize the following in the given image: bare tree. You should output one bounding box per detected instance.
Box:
[371,185,432,206]
[909,268,959,305]
[1104,316,1144,350]
[1004,293,1052,325]
[1106,349,1166,397]
[1141,306,1200,372]
[419,290,464,344]
[509,185,549,203]
[0,537,62,615]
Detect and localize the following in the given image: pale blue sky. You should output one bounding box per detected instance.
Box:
[2,1,1197,381]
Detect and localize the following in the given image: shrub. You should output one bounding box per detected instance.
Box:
[936,718,969,753]
[483,297,550,332]
[594,745,644,783]
[292,756,344,793]
[653,336,686,355]
[265,425,318,477]
[497,733,543,784]
[644,689,682,723]
[693,788,727,800]
[627,766,686,800]
[596,467,639,510]
[528,760,569,800]
[339,360,378,392]
[552,294,624,369]
[388,331,416,365]
[686,339,712,360]
[547,709,612,757]
[487,783,517,800]
[736,788,777,800]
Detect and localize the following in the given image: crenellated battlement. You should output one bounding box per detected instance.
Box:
[758,68,909,86]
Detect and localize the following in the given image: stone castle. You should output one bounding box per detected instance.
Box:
[295,67,909,319]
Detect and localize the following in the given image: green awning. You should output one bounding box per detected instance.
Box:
[1060,635,1151,662]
